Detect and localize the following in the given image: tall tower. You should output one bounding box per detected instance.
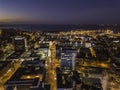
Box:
[61,48,76,72]
[14,37,27,52]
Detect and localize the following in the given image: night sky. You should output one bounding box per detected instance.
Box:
[0,0,120,24]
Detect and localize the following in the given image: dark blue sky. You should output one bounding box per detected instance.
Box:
[0,0,120,24]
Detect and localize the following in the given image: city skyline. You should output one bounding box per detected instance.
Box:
[0,0,120,24]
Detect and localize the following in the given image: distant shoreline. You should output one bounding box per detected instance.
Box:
[0,24,120,33]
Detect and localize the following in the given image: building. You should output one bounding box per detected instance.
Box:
[4,60,48,90]
[61,48,77,72]
[7,51,24,60]
[85,42,91,48]
[81,78,102,90]
[14,37,27,52]
[5,78,41,90]
[39,42,49,60]
[57,70,73,90]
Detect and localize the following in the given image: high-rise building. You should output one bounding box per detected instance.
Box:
[61,48,77,72]
[14,37,27,52]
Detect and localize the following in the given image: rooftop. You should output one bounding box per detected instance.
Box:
[57,73,73,89]
[7,51,24,59]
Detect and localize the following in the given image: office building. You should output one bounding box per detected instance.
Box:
[61,48,77,72]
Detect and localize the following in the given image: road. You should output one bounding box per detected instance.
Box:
[0,60,22,90]
[46,42,57,90]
